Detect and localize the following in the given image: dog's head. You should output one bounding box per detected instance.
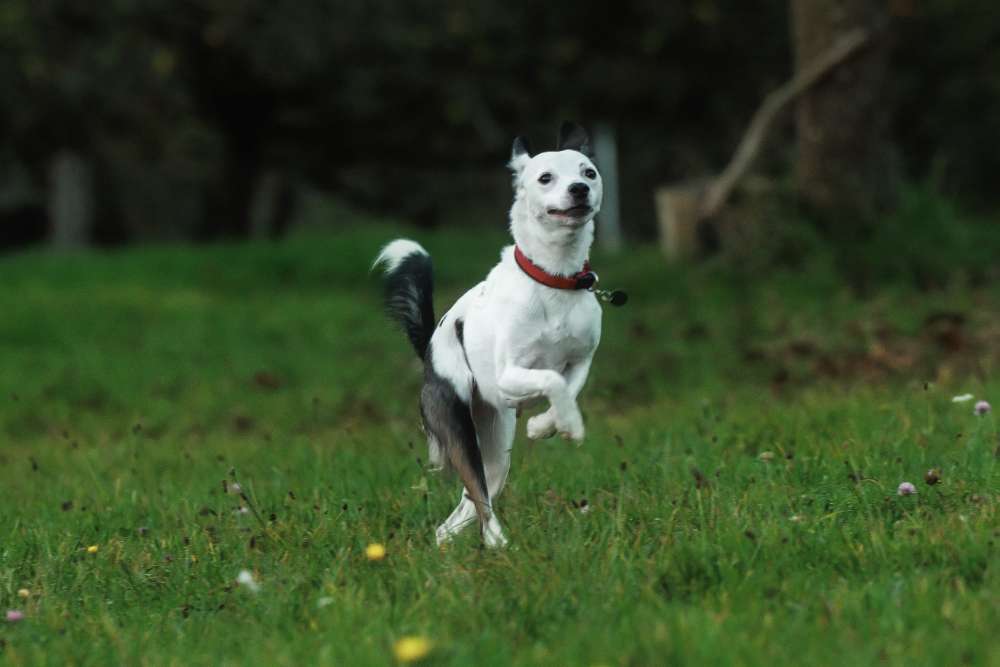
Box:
[508,122,602,230]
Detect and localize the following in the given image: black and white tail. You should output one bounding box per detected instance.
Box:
[373,238,492,531]
[373,239,435,361]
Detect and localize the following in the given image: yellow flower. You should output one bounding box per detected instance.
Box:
[17,588,30,599]
[365,543,387,561]
[393,636,432,663]
[86,545,99,554]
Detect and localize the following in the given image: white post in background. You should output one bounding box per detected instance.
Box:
[593,122,622,253]
[250,170,280,239]
[48,150,93,249]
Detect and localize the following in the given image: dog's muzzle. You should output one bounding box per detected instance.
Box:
[547,204,593,219]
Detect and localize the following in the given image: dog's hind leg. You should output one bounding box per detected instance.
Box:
[431,400,515,548]
[422,367,492,546]
[436,494,479,545]
[429,430,478,545]
[429,433,491,546]
[473,400,516,548]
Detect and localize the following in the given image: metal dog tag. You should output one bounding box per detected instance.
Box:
[595,288,628,307]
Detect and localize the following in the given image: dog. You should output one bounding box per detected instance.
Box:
[374,122,604,547]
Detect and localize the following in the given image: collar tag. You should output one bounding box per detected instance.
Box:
[594,288,629,307]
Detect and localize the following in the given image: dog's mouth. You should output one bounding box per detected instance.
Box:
[547,205,592,219]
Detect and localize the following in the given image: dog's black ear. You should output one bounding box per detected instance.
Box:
[509,135,532,177]
[511,136,532,160]
[557,121,592,155]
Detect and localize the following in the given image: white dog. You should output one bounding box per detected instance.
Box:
[374,122,607,548]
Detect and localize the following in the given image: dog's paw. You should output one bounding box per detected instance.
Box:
[435,526,456,547]
[484,530,509,549]
[556,409,585,443]
[527,410,557,440]
[483,517,509,549]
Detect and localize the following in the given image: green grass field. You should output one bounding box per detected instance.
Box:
[1,221,998,666]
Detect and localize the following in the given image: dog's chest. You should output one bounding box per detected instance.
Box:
[514,291,600,364]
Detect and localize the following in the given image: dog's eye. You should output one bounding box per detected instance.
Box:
[537,173,553,185]
[584,168,597,179]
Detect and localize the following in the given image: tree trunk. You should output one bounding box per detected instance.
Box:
[249,170,298,240]
[198,134,259,240]
[792,0,895,224]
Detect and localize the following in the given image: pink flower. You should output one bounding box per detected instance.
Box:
[897,482,917,496]
[6,609,25,623]
[974,400,991,416]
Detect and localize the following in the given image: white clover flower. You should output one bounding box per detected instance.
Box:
[236,569,260,593]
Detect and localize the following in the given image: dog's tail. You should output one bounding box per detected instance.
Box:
[372,239,435,361]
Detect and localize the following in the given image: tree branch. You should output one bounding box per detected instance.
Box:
[699,27,871,220]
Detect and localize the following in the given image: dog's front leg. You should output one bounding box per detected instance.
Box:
[526,408,558,440]
[526,357,593,440]
[497,366,584,442]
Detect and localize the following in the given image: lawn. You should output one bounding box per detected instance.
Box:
[0,219,998,666]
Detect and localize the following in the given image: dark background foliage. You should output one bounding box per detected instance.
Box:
[0,0,997,248]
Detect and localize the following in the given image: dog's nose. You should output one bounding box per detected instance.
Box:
[568,182,590,198]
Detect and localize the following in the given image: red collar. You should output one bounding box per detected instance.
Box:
[514,246,597,290]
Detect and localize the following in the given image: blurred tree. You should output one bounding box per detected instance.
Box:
[892,0,1000,206]
[0,0,794,244]
[791,0,897,226]
[0,0,214,243]
[1,0,994,250]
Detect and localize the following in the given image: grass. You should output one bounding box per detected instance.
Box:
[0,220,998,666]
